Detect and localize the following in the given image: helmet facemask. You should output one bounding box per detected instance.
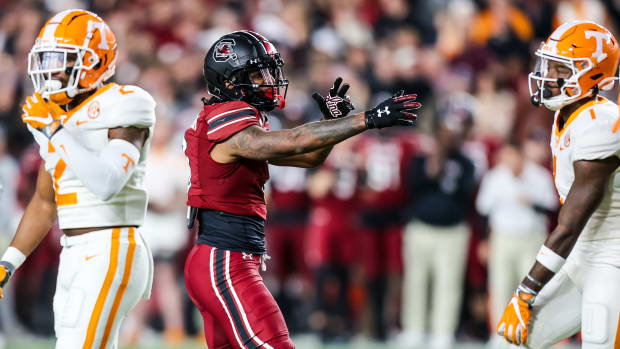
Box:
[529,47,594,111]
[229,54,289,111]
[28,41,114,105]
[232,55,288,111]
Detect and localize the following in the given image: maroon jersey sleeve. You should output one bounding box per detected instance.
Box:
[206,101,262,142]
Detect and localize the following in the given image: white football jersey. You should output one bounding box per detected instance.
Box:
[551,96,620,242]
[30,83,156,229]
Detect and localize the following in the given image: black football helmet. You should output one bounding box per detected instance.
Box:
[203,30,289,111]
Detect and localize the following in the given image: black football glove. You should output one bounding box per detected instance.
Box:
[312,77,355,120]
[364,91,421,129]
[0,261,15,299]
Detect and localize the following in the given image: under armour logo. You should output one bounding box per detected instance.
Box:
[376,106,390,117]
[242,252,253,260]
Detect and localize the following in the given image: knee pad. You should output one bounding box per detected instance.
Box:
[581,303,609,344]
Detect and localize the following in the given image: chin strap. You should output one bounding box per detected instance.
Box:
[274,95,285,110]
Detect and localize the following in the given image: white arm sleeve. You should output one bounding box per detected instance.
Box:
[50,128,141,201]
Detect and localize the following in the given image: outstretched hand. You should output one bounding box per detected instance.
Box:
[364,91,421,129]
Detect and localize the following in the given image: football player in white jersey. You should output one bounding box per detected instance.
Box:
[496,21,620,349]
[0,9,155,349]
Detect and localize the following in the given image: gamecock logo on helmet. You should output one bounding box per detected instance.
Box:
[213,39,237,62]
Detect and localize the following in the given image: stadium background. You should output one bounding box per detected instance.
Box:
[0,0,617,348]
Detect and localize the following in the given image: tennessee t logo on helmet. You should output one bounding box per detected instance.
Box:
[529,20,620,110]
[28,9,117,106]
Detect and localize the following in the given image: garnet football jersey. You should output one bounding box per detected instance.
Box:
[184,100,270,219]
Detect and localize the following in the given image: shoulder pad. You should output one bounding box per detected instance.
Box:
[572,100,620,161]
[96,84,156,129]
[205,101,260,142]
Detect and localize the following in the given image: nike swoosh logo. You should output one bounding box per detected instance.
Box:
[85,254,100,261]
[76,119,88,126]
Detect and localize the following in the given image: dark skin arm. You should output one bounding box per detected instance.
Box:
[269,110,342,167]
[522,156,620,293]
[268,145,334,168]
[211,113,366,165]
[108,126,149,148]
[267,149,332,167]
[10,164,57,257]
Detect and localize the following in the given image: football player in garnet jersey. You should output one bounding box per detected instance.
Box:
[496,21,620,349]
[183,30,421,348]
[0,9,154,349]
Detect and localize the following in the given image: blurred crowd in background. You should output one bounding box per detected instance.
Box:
[0,0,619,347]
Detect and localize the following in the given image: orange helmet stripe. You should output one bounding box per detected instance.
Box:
[40,9,74,42]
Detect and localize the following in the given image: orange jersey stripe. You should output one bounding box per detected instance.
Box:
[82,228,121,349]
[554,96,607,137]
[56,192,77,206]
[99,227,137,348]
[52,159,77,206]
[613,115,620,133]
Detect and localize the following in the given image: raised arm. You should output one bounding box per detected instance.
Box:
[212,92,420,165]
[214,115,366,163]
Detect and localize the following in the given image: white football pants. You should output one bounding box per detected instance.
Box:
[53,227,153,349]
[527,242,620,349]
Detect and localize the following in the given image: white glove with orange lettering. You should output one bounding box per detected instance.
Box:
[496,284,537,345]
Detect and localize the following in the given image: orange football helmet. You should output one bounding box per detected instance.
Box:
[529,21,620,110]
[28,9,117,105]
